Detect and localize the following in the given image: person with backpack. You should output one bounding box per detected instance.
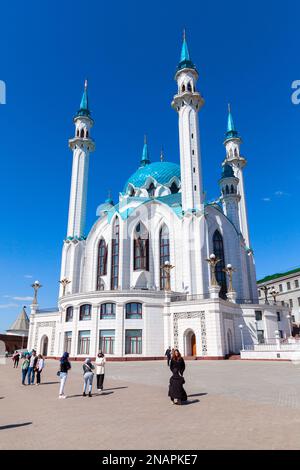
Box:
[82,357,95,397]
[21,354,30,385]
[58,352,71,399]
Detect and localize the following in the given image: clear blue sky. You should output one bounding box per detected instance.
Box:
[0,0,299,332]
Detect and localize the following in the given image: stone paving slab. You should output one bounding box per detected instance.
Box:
[0,359,300,449]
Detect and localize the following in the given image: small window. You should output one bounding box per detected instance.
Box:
[78,330,90,355]
[79,304,91,321]
[298,297,300,307]
[64,331,72,353]
[193,167,195,173]
[170,182,179,194]
[194,185,197,191]
[192,149,194,155]
[281,301,285,306]
[100,303,116,319]
[126,303,142,319]
[99,330,115,354]
[191,133,194,139]
[279,284,283,292]
[295,280,299,288]
[289,299,293,308]
[187,82,192,92]
[292,315,295,322]
[287,282,291,290]
[66,306,73,322]
[277,312,281,322]
[125,329,142,354]
[148,182,156,197]
[255,310,262,321]
[181,84,185,92]
[80,128,84,138]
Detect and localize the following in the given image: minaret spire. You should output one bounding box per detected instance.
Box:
[140,135,150,166]
[226,103,238,139]
[178,29,196,71]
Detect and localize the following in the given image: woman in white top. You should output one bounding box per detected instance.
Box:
[36,354,45,385]
[95,351,106,391]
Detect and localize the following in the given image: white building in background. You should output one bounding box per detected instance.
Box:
[27,35,290,359]
[257,268,300,324]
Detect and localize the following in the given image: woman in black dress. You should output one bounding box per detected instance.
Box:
[169,349,185,376]
[168,367,187,405]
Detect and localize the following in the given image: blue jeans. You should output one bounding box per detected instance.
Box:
[27,367,35,384]
[22,368,28,384]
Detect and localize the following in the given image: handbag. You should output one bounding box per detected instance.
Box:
[56,371,61,377]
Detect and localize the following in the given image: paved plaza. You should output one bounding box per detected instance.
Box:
[1,359,300,449]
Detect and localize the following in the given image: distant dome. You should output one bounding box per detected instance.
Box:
[124,161,181,192]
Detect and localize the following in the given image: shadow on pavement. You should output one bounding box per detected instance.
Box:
[187,392,208,398]
[66,391,114,399]
[40,381,60,385]
[183,399,200,405]
[0,422,32,430]
[103,386,128,391]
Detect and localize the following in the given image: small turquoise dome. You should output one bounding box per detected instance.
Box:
[124,161,181,192]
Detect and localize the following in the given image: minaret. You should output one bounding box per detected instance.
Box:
[223,105,250,247]
[171,31,204,212]
[140,135,150,166]
[219,163,241,231]
[67,80,95,238]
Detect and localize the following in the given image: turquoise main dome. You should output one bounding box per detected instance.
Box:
[123,161,181,192]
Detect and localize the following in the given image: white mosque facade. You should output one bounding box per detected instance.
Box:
[27,37,290,359]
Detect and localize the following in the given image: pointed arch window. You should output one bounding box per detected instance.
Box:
[212,230,227,299]
[148,182,156,197]
[97,239,107,290]
[111,217,120,290]
[181,84,185,92]
[187,82,192,92]
[159,225,170,290]
[80,128,84,138]
[170,182,179,194]
[134,222,149,271]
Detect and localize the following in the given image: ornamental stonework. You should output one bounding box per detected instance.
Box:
[34,321,56,355]
[173,311,206,355]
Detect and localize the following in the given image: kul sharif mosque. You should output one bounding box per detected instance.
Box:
[27,34,290,359]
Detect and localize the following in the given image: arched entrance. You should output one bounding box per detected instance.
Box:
[40,335,49,356]
[184,329,197,356]
[227,329,234,354]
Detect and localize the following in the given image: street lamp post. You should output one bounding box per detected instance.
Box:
[59,278,71,297]
[269,287,279,305]
[161,261,174,292]
[31,280,42,305]
[261,285,270,304]
[223,263,236,292]
[206,253,221,287]
[239,324,245,350]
